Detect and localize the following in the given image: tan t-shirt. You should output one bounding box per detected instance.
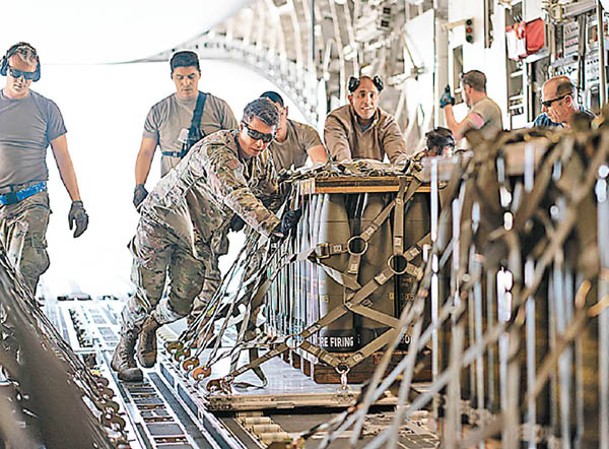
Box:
[143,92,238,176]
[268,119,323,171]
[324,105,408,163]
[468,96,503,140]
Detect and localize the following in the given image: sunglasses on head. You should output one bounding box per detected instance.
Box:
[242,122,275,143]
[7,66,37,81]
[541,94,568,108]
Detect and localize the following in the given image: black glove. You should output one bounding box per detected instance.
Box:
[275,209,302,238]
[68,200,89,238]
[133,184,148,209]
[229,214,246,232]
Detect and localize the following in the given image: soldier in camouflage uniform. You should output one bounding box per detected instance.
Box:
[133,50,238,329]
[111,98,301,381]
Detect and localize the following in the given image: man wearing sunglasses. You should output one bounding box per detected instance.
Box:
[0,42,88,295]
[532,76,595,128]
[324,75,409,163]
[112,98,301,381]
[133,50,238,334]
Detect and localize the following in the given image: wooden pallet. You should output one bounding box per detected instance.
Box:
[286,347,432,384]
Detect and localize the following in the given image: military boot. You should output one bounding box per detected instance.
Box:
[136,315,162,368]
[111,330,143,382]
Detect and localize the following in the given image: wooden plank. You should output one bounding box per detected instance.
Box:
[296,176,432,194]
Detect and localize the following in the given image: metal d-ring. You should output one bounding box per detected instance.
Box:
[388,254,409,275]
[347,236,368,256]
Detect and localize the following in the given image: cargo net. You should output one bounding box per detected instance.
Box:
[297,124,609,448]
[164,121,609,446]
[0,252,129,448]
[163,158,434,392]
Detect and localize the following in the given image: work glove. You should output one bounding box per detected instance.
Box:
[439,85,455,108]
[133,184,148,209]
[273,209,302,239]
[68,200,89,238]
[229,214,246,232]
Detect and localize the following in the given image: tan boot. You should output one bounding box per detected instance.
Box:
[136,315,162,368]
[111,330,143,382]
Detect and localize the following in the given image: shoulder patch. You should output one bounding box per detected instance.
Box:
[225,158,240,170]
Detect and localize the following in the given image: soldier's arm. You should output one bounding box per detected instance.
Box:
[443,104,479,141]
[381,116,409,163]
[50,134,83,202]
[206,148,280,238]
[324,115,352,162]
[299,123,328,163]
[135,137,157,186]
[307,144,329,163]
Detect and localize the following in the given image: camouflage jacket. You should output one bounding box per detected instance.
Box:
[142,130,281,260]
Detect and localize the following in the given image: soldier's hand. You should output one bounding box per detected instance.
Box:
[439,85,455,108]
[133,184,148,209]
[277,209,302,237]
[229,214,246,232]
[68,200,89,238]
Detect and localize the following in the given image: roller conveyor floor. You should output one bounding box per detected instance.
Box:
[43,294,440,449]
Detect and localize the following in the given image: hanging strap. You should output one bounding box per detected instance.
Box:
[161,91,207,158]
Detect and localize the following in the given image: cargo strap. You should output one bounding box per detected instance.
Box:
[197,176,432,389]
[206,229,433,386]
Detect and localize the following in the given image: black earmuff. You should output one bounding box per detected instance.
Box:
[347,76,360,93]
[347,75,384,93]
[372,75,384,93]
[0,42,41,82]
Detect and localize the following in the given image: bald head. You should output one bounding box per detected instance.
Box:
[541,75,579,125]
[542,76,575,101]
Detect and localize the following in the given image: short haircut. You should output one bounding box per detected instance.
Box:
[10,42,39,66]
[260,91,284,107]
[461,70,486,92]
[170,51,200,72]
[242,98,280,128]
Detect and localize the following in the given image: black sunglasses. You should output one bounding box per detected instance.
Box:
[242,122,275,143]
[7,66,37,81]
[541,94,568,108]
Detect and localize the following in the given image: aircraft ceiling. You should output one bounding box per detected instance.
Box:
[1,0,253,63]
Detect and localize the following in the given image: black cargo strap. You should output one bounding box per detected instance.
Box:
[161,92,207,158]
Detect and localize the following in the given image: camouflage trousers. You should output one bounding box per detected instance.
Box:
[0,192,51,295]
[121,215,208,332]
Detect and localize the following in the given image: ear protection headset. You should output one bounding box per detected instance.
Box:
[0,42,41,82]
[347,75,384,93]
